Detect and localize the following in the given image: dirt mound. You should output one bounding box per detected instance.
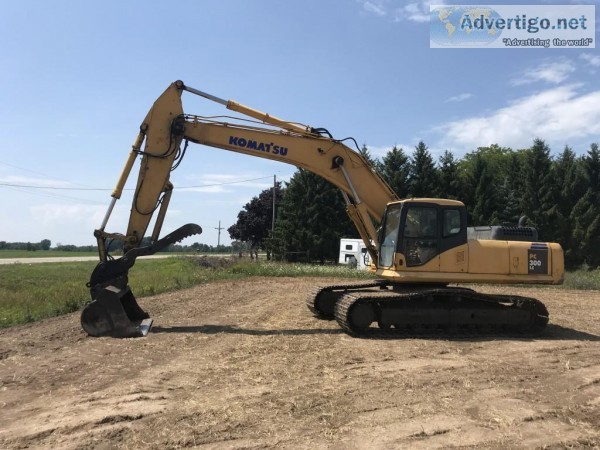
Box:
[0,278,599,449]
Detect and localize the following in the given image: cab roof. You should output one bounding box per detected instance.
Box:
[388,198,465,207]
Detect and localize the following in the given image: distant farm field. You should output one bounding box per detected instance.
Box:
[0,250,97,258]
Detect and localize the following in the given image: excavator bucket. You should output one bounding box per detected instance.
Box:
[81,285,152,337]
[82,224,202,338]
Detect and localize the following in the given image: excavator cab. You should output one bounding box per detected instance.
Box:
[378,199,468,269]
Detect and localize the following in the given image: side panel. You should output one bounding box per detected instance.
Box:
[508,241,552,275]
[467,240,510,274]
[439,243,468,273]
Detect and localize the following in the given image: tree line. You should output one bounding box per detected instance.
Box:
[0,238,237,254]
[0,240,52,251]
[229,139,600,269]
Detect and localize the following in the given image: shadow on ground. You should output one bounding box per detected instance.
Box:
[151,323,600,341]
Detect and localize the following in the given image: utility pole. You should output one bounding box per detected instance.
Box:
[214,220,224,247]
[272,174,276,232]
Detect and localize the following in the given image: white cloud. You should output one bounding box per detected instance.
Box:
[512,60,575,86]
[445,93,472,103]
[30,203,108,225]
[359,0,446,23]
[22,203,112,245]
[580,53,600,67]
[395,1,445,23]
[362,0,387,16]
[437,85,600,150]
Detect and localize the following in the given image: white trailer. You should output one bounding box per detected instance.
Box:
[338,238,370,269]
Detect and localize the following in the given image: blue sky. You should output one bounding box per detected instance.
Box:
[0,0,598,247]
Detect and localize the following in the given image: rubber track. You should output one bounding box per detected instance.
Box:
[334,287,549,338]
[306,281,390,319]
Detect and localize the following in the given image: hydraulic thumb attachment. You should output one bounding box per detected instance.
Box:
[81,223,202,338]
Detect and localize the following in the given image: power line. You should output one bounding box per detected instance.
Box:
[0,175,276,191]
[1,184,106,205]
[0,159,96,189]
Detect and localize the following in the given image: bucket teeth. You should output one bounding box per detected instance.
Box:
[81,285,152,338]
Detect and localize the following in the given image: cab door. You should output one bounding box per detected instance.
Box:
[400,205,440,269]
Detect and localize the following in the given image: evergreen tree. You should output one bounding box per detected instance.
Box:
[378,146,410,198]
[438,150,461,199]
[521,139,559,241]
[570,143,600,268]
[469,153,501,225]
[552,146,586,267]
[408,141,438,197]
[496,152,527,225]
[271,170,356,263]
[587,142,600,194]
[498,176,521,225]
[359,144,378,168]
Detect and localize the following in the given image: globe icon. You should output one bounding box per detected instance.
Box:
[431,6,504,47]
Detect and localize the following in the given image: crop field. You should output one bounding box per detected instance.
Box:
[0,266,599,449]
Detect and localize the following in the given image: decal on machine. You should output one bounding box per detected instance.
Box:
[528,243,548,274]
[229,136,288,156]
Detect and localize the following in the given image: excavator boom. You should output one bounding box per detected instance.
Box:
[83,80,397,337]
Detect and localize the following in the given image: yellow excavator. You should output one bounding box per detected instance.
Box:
[81,80,564,338]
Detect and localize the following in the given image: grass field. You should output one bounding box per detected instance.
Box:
[0,255,598,329]
[0,257,373,328]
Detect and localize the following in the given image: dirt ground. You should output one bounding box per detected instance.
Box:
[1,278,599,449]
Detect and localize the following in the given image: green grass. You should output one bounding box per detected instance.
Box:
[0,260,95,327]
[562,268,600,290]
[1,256,598,329]
[225,260,376,279]
[0,257,373,328]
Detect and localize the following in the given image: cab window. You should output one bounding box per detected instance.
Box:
[378,204,402,267]
[443,209,461,237]
[403,206,438,266]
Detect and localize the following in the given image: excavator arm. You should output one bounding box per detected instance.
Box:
[83,80,397,337]
[96,81,397,260]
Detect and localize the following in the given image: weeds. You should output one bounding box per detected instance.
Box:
[562,268,600,290]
